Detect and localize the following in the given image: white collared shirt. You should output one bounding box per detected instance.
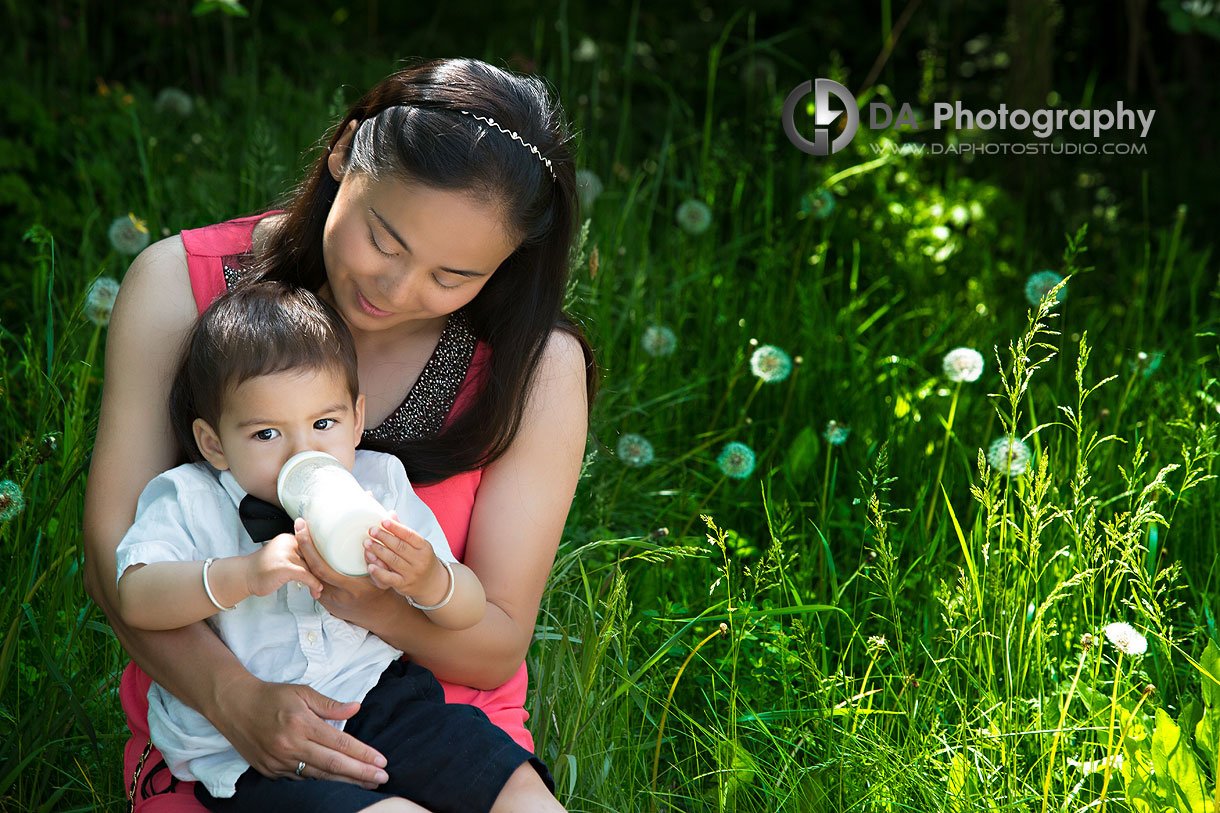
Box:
[115,450,454,798]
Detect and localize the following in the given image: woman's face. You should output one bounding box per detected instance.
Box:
[321,164,519,338]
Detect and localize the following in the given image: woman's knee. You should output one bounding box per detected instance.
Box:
[489,762,566,813]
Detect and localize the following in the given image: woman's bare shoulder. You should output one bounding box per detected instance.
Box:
[115,234,196,326]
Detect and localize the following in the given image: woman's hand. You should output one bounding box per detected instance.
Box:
[294,518,397,626]
[213,676,389,787]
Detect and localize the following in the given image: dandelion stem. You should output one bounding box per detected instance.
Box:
[925,380,962,536]
[650,625,727,812]
[1040,647,1090,813]
[678,476,726,542]
[1097,652,1124,812]
[819,442,835,530]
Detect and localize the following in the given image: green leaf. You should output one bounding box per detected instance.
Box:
[784,424,819,482]
[1195,640,1220,772]
[1151,707,1212,813]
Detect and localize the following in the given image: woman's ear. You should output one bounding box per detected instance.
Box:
[327,120,359,182]
[193,418,230,471]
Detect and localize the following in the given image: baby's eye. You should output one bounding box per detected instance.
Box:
[314,418,336,430]
[253,428,279,441]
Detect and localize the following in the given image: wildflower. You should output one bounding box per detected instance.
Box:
[572,37,599,62]
[616,433,654,467]
[0,480,23,522]
[108,214,150,255]
[675,199,713,235]
[84,277,121,326]
[749,345,792,383]
[575,169,604,210]
[867,635,887,654]
[986,436,1031,476]
[154,87,194,117]
[824,420,851,446]
[1024,270,1066,307]
[800,189,836,219]
[942,347,984,383]
[1103,622,1148,657]
[641,325,676,357]
[1080,632,1096,651]
[717,442,756,479]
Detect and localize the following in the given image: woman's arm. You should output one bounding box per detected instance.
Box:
[308,328,589,689]
[82,238,388,786]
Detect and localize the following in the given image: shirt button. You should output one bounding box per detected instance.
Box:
[306,631,319,644]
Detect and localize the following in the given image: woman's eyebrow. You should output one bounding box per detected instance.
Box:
[370,209,487,277]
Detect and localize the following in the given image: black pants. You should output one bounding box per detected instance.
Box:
[196,660,553,813]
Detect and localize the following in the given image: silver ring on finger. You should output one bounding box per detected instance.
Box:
[295,760,306,777]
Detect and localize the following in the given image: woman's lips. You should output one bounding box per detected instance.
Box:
[356,288,393,318]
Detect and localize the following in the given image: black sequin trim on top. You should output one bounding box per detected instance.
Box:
[363,310,477,442]
[221,255,477,443]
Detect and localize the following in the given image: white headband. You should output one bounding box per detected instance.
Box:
[458,109,556,180]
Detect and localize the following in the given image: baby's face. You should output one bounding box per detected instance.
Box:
[201,366,364,505]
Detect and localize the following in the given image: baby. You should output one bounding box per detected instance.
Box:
[115,281,550,812]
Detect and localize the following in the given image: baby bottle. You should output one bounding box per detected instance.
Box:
[276,451,388,577]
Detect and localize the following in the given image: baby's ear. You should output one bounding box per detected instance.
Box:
[353,393,366,439]
[193,418,229,470]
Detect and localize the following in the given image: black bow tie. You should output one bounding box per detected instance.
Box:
[238,495,296,542]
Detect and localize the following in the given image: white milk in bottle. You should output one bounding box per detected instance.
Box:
[276,451,388,577]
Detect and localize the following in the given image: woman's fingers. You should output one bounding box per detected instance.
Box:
[222,681,387,788]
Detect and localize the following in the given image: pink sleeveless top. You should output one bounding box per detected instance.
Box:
[119,214,531,810]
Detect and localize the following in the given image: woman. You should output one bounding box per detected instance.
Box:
[83,58,593,811]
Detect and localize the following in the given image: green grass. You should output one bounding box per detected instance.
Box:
[4,4,1220,812]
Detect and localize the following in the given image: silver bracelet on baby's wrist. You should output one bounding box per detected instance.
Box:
[202,557,237,612]
[406,559,455,611]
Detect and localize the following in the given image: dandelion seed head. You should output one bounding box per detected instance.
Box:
[717,442,756,479]
[1080,632,1096,651]
[85,277,121,326]
[616,433,655,467]
[986,436,1032,476]
[824,420,851,446]
[942,347,985,382]
[676,199,713,235]
[572,37,599,62]
[749,345,792,383]
[154,87,194,117]
[740,56,777,91]
[108,213,150,255]
[575,169,604,210]
[1025,270,1066,307]
[641,325,677,357]
[0,480,24,522]
[800,189,836,220]
[1103,622,1147,656]
[1129,350,1163,378]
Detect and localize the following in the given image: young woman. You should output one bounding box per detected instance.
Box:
[83,57,594,812]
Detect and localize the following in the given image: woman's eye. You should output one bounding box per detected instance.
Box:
[432,274,459,289]
[368,228,395,257]
[253,428,279,441]
[314,418,336,430]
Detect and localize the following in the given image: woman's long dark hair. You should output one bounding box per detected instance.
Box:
[251,58,595,484]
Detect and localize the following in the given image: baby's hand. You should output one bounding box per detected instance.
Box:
[246,533,325,599]
[365,513,448,605]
